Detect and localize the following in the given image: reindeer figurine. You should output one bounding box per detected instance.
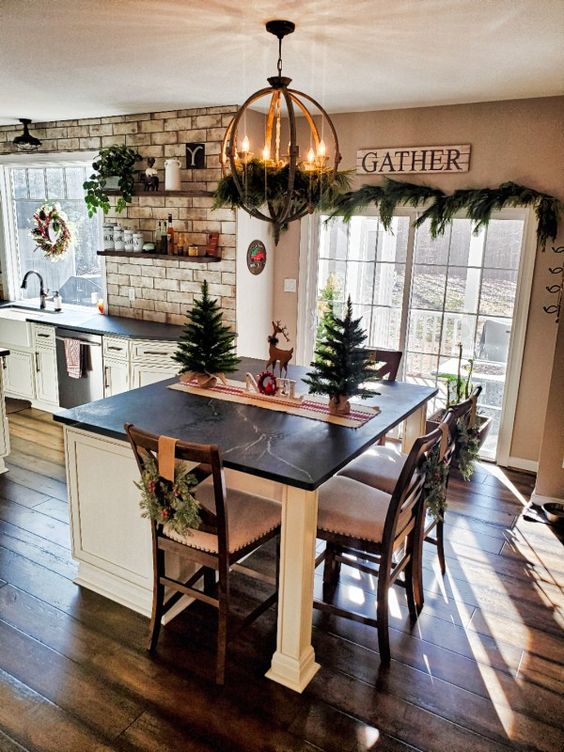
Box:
[266,320,293,377]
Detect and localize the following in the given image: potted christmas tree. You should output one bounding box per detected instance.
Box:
[304,296,378,415]
[173,280,240,388]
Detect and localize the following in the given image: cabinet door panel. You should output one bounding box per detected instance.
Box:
[35,346,59,406]
[4,350,35,400]
[104,358,130,397]
[131,363,178,389]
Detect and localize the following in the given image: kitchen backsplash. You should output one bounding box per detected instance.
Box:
[0,106,238,325]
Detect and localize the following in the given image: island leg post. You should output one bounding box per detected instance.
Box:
[266,484,320,692]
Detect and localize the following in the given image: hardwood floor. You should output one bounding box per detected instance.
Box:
[0,406,562,752]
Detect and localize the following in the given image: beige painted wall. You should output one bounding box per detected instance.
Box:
[272,96,564,464]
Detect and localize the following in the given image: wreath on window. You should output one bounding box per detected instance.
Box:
[30,203,74,260]
[135,455,201,536]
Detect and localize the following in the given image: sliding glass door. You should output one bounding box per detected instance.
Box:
[306,210,529,461]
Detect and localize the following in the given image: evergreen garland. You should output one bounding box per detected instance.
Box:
[173,280,240,376]
[422,446,450,521]
[329,178,562,249]
[456,419,481,481]
[304,296,378,401]
[214,159,353,224]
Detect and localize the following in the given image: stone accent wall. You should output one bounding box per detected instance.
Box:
[0,107,238,324]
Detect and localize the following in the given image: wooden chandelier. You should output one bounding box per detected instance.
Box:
[221,20,341,244]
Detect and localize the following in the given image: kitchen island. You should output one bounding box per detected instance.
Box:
[0,348,10,473]
[55,358,436,692]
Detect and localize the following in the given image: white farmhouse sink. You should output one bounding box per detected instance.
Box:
[0,309,34,347]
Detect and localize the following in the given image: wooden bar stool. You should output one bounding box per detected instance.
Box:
[313,425,442,664]
[126,424,281,685]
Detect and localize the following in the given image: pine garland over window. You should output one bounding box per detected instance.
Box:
[329,179,562,249]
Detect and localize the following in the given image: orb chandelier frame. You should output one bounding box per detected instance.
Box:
[221,20,342,243]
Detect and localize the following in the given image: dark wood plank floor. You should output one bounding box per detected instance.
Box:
[0,406,562,752]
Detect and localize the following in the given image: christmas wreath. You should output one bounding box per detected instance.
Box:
[31,203,74,260]
[135,456,201,535]
[422,446,450,521]
[256,370,278,395]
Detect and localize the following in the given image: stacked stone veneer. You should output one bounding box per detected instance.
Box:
[0,106,238,325]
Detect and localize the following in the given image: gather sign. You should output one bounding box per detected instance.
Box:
[357,144,471,175]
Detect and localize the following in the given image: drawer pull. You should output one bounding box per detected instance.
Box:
[108,346,123,351]
[37,333,51,338]
[142,350,165,356]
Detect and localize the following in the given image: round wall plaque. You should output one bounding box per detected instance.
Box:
[246,239,267,275]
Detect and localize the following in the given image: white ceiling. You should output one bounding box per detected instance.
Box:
[1,0,563,126]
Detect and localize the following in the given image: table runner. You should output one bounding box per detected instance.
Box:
[168,379,380,428]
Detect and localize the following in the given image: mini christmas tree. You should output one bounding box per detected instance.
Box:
[174,280,240,381]
[304,296,378,414]
[315,273,341,349]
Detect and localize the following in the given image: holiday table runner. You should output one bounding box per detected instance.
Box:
[168,379,380,428]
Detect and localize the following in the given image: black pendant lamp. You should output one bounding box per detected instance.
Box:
[13,119,42,152]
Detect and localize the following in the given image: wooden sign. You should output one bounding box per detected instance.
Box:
[185,142,205,169]
[357,144,471,175]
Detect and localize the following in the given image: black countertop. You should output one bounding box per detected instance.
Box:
[0,303,183,341]
[54,358,437,491]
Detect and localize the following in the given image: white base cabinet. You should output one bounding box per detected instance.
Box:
[4,349,35,401]
[0,355,10,472]
[130,361,178,389]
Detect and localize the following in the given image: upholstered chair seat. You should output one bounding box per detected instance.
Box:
[338,445,407,493]
[164,481,281,554]
[317,476,393,544]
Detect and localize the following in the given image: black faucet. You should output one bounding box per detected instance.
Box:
[20,270,48,309]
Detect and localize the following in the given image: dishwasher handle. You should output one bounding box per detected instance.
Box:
[55,336,101,347]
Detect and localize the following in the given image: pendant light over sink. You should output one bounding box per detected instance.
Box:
[218,20,343,244]
[12,118,42,152]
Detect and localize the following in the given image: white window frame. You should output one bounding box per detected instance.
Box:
[0,151,105,305]
[297,206,537,468]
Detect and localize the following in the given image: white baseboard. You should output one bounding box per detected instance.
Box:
[504,456,538,473]
[530,491,563,507]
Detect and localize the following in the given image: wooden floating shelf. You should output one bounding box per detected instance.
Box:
[97,251,221,263]
[105,189,213,198]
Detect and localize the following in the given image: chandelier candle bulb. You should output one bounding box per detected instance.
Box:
[241,135,250,153]
[317,140,326,157]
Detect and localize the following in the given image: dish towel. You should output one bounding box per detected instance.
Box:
[64,338,85,379]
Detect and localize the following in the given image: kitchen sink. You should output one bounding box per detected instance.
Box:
[0,305,62,318]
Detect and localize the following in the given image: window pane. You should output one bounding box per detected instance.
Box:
[350,304,372,339]
[483,219,524,269]
[404,351,439,384]
[319,217,347,260]
[479,268,518,317]
[344,261,374,304]
[407,309,443,354]
[27,168,46,199]
[445,266,481,313]
[46,168,65,199]
[65,167,87,199]
[318,260,347,300]
[380,217,409,263]
[447,219,477,266]
[414,221,450,264]
[370,306,401,349]
[439,313,476,358]
[373,262,404,307]
[411,264,447,310]
[475,316,512,362]
[12,169,28,199]
[349,217,377,261]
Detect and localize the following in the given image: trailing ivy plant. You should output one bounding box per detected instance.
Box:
[83,144,142,217]
[329,178,562,249]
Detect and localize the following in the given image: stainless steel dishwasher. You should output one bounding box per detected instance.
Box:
[56,327,104,408]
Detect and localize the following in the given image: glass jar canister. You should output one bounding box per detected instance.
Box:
[132,232,144,252]
[103,223,115,250]
[113,225,125,251]
[123,229,134,252]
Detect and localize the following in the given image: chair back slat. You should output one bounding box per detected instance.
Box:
[125,424,229,550]
[363,348,403,381]
[383,425,442,549]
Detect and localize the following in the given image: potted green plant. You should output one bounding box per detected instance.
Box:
[304,296,378,415]
[83,144,142,217]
